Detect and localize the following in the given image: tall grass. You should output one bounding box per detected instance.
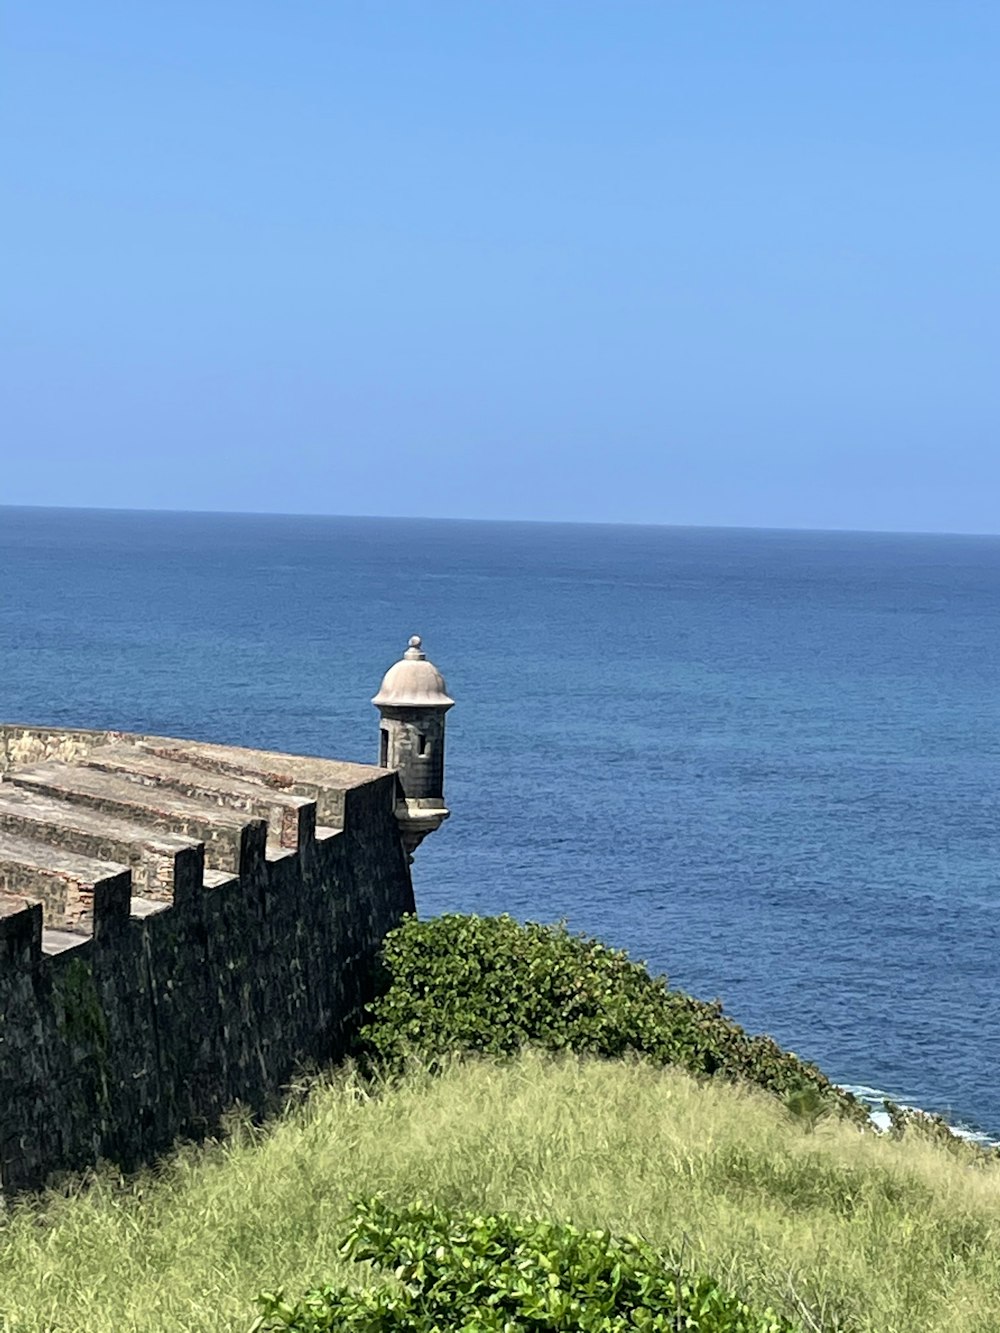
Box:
[1,1051,999,1333]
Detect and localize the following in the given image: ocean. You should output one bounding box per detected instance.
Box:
[3,505,999,1140]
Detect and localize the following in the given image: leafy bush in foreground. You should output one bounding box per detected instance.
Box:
[359,914,868,1126]
[253,1196,800,1332]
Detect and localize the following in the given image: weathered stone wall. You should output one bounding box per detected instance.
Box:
[0,766,414,1193]
[0,725,131,776]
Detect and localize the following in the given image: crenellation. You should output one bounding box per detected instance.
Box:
[0,896,42,967]
[0,637,452,1193]
[92,870,133,941]
[171,843,206,907]
[293,800,318,851]
[0,734,416,1192]
[237,819,269,890]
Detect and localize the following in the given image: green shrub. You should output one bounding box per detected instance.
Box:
[253,1196,801,1332]
[358,914,868,1127]
[882,1099,1000,1164]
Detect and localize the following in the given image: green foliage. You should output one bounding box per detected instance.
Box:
[253,1197,800,1332]
[2,1050,999,1331]
[782,1085,833,1135]
[359,914,868,1127]
[882,1099,1000,1165]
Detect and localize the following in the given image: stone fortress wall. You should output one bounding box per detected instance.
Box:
[0,723,416,1193]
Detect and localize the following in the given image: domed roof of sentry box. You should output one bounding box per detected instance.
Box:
[372,636,455,709]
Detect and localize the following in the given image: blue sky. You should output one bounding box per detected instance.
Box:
[4,3,998,531]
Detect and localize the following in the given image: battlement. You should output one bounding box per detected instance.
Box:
[0,727,389,946]
[0,727,415,1193]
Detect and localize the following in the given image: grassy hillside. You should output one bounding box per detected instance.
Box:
[0,1052,998,1331]
[1,915,998,1332]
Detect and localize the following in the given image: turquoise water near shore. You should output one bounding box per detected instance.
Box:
[3,506,1000,1140]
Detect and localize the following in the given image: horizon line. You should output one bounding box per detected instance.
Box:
[2,501,998,543]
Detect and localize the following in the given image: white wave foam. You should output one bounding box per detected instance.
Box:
[836,1084,999,1148]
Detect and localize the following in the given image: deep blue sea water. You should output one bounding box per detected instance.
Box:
[3,506,1000,1139]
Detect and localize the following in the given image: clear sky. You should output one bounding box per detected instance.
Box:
[3,3,998,532]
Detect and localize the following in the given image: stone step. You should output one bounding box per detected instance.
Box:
[135,738,374,826]
[84,745,314,849]
[0,785,196,900]
[0,830,130,932]
[5,764,257,874]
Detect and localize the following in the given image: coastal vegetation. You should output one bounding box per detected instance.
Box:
[0,915,998,1332]
[359,914,869,1127]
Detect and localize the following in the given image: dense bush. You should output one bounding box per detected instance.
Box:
[358,914,868,1127]
[883,1099,1000,1164]
[253,1196,801,1332]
